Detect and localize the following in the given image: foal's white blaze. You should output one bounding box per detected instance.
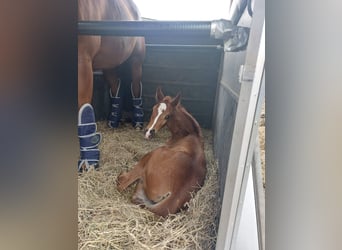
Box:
[145,103,167,139]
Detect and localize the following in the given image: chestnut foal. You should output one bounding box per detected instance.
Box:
[117,88,207,217]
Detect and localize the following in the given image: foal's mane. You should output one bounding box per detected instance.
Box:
[177,104,203,139]
[160,93,203,141]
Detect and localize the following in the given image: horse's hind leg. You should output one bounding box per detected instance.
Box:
[130,37,145,129]
[132,180,171,210]
[147,184,194,217]
[104,69,122,128]
[78,55,94,109]
[147,194,180,217]
[131,180,151,207]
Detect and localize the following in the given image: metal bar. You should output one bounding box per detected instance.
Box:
[145,44,223,50]
[220,80,240,102]
[79,20,212,37]
[251,70,265,250]
[253,134,265,250]
[78,20,237,40]
[229,0,248,25]
[231,21,264,250]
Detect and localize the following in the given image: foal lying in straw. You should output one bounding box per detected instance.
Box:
[117,87,207,217]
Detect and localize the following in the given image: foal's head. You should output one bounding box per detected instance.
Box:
[144,87,181,139]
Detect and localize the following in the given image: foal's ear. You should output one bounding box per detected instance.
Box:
[171,92,181,107]
[156,87,165,103]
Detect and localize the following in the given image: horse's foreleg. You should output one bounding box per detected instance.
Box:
[78,56,94,109]
[78,56,101,172]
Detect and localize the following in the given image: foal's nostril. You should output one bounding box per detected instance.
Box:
[150,129,155,136]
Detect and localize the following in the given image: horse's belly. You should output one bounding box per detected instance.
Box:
[92,37,136,69]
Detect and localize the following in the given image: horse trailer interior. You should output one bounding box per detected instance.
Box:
[79,0,265,249]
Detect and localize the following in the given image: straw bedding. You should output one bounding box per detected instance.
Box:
[78,121,220,250]
[259,102,265,188]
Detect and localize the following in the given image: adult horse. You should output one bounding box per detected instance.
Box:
[78,0,145,172]
[117,88,207,217]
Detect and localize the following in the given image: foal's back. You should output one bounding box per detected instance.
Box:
[143,134,206,215]
[147,134,206,185]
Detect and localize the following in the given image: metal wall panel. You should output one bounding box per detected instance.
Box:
[142,45,222,129]
[92,39,223,129]
[213,50,247,197]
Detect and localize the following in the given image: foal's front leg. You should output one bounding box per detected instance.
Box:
[117,166,141,192]
[117,152,151,192]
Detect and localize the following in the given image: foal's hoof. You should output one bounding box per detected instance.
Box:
[117,172,128,192]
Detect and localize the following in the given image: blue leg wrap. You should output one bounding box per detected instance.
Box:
[131,82,144,129]
[78,103,101,172]
[132,98,144,129]
[108,80,122,128]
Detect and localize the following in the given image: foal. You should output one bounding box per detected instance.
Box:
[117,88,207,217]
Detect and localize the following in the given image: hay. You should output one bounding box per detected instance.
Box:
[78,122,220,250]
[259,102,266,188]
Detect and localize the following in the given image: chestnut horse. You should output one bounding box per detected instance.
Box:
[117,88,207,217]
[78,0,145,171]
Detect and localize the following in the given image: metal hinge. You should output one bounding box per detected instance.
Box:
[224,26,250,52]
[239,64,255,83]
[211,20,250,52]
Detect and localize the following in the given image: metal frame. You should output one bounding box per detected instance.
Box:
[215,0,264,248]
[78,20,249,52]
[253,133,266,250]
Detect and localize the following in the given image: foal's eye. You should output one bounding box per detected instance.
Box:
[165,114,170,120]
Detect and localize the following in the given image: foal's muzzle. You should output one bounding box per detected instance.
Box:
[144,128,155,139]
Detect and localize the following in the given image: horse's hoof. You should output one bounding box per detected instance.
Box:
[78,103,101,172]
[78,161,100,173]
[133,121,144,130]
[108,120,120,128]
[135,125,143,130]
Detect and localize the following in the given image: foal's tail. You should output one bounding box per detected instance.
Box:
[147,190,193,217]
[147,192,176,217]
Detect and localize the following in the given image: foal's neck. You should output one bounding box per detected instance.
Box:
[167,105,202,141]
